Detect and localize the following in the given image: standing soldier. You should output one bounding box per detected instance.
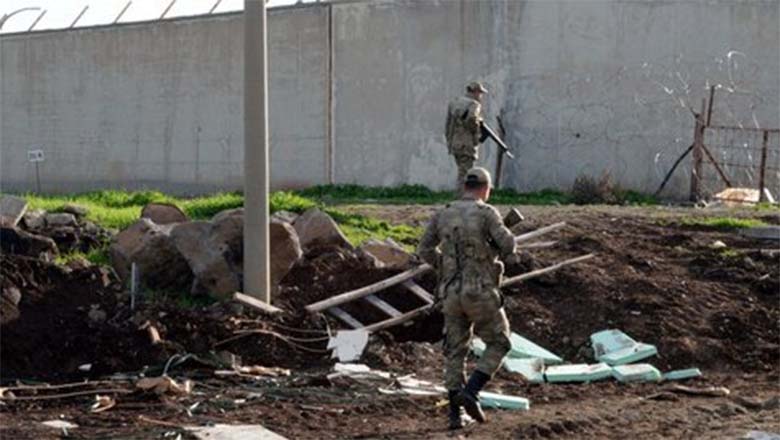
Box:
[417,167,516,430]
[445,81,489,194]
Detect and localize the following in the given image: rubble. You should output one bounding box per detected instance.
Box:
[171,221,240,299]
[293,207,353,251]
[590,329,657,366]
[0,195,28,226]
[358,238,413,269]
[545,363,613,383]
[0,225,59,259]
[611,364,662,383]
[62,203,89,218]
[45,212,79,228]
[141,202,188,224]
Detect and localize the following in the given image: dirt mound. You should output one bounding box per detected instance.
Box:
[500,216,779,373]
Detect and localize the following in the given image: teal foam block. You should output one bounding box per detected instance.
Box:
[545,363,613,383]
[663,368,702,381]
[590,329,657,366]
[503,358,545,383]
[611,364,662,383]
[479,391,530,411]
[472,332,563,364]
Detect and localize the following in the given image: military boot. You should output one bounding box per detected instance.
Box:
[458,370,490,423]
[447,390,463,430]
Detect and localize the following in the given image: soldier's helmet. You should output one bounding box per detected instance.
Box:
[465,167,493,188]
[466,81,489,94]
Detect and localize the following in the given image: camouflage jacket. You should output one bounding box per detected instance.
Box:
[417,195,516,297]
[445,96,483,156]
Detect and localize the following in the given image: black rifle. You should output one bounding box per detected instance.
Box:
[480,122,515,159]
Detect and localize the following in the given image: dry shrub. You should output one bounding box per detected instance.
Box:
[571,171,619,205]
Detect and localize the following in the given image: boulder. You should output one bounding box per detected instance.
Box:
[293,208,352,251]
[1,286,22,325]
[141,203,188,225]
[211,211,243,272]
[0,196,28,227]
[271,210,298,224]
[211,208,243,224]
[0,226,58,259]
[358,238,412,269]
[62,204,89,218]
[45,213,78,228]
[109,218,192,291]
[270,220,303,289]
[22,209,46,230]
[170,222,240,300]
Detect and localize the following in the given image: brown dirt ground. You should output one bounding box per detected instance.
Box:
[1,204,778,439]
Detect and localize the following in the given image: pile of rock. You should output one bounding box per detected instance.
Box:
[0,196,110,260]
[110,205,416,301]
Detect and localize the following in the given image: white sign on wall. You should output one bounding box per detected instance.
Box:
[28,149,45,163]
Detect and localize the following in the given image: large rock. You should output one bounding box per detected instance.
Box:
[271,210,298,224]
[171,222,240,300]
[21,209,46,230]
[62,204,89,218]
[293,208,352,251]
[270,220,303,289]
[45,212,78,228]
[0,226,58,259]
[0,196,28,227]
[109,218,193,291]
[141,203,188,225]
[358,238,412,269]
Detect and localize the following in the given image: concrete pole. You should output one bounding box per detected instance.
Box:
[243,0,270,302]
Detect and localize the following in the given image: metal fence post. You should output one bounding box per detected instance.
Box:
[689,99,706,202]
[758,130,769,202]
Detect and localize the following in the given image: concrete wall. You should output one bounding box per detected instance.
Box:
[2,0,778,197]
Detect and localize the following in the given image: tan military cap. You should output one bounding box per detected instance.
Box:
[465,167,493,188]
[466,81,488,94]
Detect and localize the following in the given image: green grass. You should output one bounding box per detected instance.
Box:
[54,248,110,266]
[681,217,769,230]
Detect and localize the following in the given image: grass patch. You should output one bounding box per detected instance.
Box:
[54,248,110,266]
[681,217,769,230]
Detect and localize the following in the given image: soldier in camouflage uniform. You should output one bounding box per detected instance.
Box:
[417,167,516,430]
[445,82,488,194]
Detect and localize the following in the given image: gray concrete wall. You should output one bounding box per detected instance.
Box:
[2,0,778,197]
[1,6,330,194]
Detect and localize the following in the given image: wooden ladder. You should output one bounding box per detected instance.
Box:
[305,265,435,332]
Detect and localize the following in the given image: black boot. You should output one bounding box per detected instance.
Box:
[447,390,463,430]
[459,370,490,423]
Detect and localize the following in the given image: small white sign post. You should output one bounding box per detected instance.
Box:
[28,149,44,193]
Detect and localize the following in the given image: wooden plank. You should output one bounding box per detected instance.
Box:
[501,254,595,288]
[328,306,363,329]
[363,304,433,333]
[402,280,434,304]
[233,292,282,314]
[305,264,432,313]
[520,240,557,250]
[364,294,402,317]
[513,222,566,243]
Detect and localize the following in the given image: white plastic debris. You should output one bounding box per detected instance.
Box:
[41,420,78,429]
[327,330,369,362]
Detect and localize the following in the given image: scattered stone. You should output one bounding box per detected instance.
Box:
[141,202,188,225]
[88,305,107,323]
[109,218,193,291]
[716,402,749,417]
[358,238,412,269]
[22,209,46,230]
[711,240,727,249]
[45,212,78,228]
[3,287,21,306]
[62,203,89,218]
[271,210,298,224]
[0,226,59,259]
[171,221,240,300]
[293,208,352,251]
[270,220,303,291]
[0,196,28,227]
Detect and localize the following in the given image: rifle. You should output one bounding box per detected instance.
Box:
[480,121,515,159]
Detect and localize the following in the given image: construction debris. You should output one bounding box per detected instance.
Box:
[590,329,658,366]
[611,364,662,383]
[327,330,369,362]
[663,368,703,381]
[544,363,613,383]
[187,424,288,440]
[479,391,530,411]
[0,195,28,227]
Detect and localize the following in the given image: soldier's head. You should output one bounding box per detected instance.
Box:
[464,167,492,201]
[466,81,488,102]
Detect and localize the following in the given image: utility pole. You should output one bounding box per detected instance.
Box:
[243,0,271,302]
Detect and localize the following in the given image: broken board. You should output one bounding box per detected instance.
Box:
[545,363,613,383]
[663,368,703,381]
[472,332,563,364]
[590,329,657,366]
[503,358,545,383]
[612,364,662,383]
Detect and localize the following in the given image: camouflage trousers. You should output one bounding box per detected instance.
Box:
[441,287,511,391]
[452,153,475,194]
